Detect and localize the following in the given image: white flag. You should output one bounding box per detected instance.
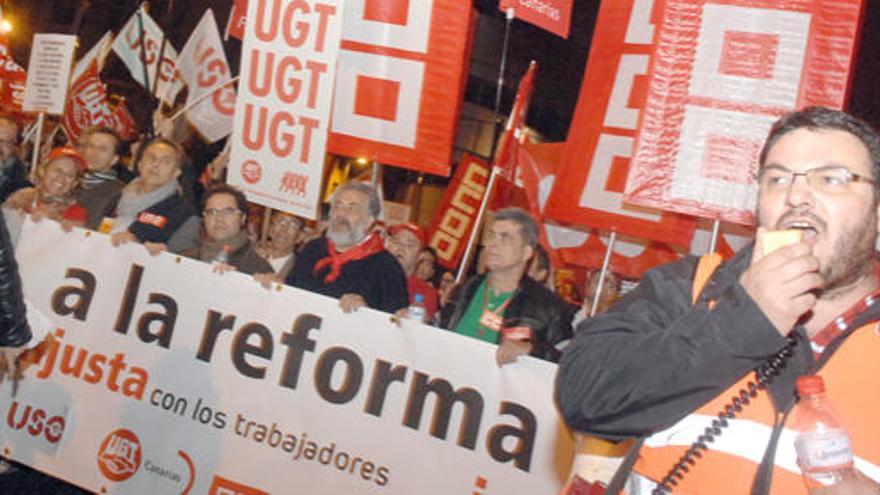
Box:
[111,4,183,104]
[177,9,235,142]
[71,31,113,83]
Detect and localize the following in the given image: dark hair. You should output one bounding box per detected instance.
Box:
[83,126,123,156]
[0,115,20,143]
[532,244,551,273]
[331,181,382,219]
[493,207,539,248]
[202,184,249,216]
[760,107,880,199]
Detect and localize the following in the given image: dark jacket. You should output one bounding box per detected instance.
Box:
[440,274,575,362]
[0,208,31,347]
[286,237,409,314]
[0,157,32,205]
[554,246,880,441]
[181,239,273,276]
[77,177,124,230]
[127,192,196,244]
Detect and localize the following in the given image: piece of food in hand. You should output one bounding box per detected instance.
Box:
[761,229,804,256]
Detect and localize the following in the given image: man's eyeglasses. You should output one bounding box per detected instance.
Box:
[757,165,876,195]
[204,207,241,218]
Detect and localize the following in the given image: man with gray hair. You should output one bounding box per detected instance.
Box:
[439,207,574,365]
[286,181,408,314]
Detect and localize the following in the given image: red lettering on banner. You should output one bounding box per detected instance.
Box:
[252,0,336,52]
[210,475,269,495]
[97,428,142,482]
[247,50,326,109]
[279,172,308,196]
[7,401,66,444]
[241,104,318,164]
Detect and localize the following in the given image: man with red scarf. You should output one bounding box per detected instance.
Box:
[286,181,408,314]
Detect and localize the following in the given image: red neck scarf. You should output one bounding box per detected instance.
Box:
[313,232,385,283]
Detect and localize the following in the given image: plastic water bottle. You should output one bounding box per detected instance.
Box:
[791,375,855,489]
[408,293,427,323]
[213,244,231,265]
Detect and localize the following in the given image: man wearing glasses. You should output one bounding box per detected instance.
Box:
[556,107,880,494]
[0,116,30,204]
[181,184,272,275]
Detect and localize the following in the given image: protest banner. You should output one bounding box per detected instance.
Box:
[624,0,864,225]
[3,220,573,494]
[228,0,344,220]
[22,33,77,115]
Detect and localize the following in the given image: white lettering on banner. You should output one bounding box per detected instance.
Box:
[624,0,655,44]
[690,5,809,108]
[3,221,572,494]
[580,134,661,222]
[604,54,649,130]
[517,0,561,21]
[668,105,773,210]
[229,0,343,219]
[331,50,424,148]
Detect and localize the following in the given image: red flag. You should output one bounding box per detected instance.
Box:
[225,0,248,41]
[62,60,113,143]
[493,61,538,181]
[0,32,26,113]
[108,99,137,140]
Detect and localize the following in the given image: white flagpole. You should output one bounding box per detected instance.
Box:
[168,76,240,122]
[590,231,617,317]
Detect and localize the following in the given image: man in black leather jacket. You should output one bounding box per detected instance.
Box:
[439,208,574,364]
[0,207,31,375]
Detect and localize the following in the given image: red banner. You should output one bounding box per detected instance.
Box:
[226,0,248,40]
[624,0,865,226]
[0,34,26,113]
[427,154,490,270]
[499,0,573,39]
[543,0,696,249]
[327,0,474,177]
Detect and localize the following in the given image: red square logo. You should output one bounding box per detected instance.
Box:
[364,0,410,26]
[354,75,401,122]
[719,31,779,79]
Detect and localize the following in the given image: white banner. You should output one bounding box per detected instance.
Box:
[2,220,573,494]
[177,9,235,143]
[228,0,344,220]
[111,4,183,105]
[23,33,77,115]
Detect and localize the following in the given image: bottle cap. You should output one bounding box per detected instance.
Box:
[796,375,825,396]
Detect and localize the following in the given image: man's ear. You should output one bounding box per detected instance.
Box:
[523,244,535,264]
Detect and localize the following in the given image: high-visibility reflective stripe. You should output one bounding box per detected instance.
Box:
[644,413,880,482]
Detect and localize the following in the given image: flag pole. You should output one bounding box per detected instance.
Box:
[28,113,45,181]
[168,76,240,122]
[590,230,617,317]
[152,35,168,98]
[455,166,500,284]
[135,3,155,136]
[707,218,721,254]
[490,8,515,157]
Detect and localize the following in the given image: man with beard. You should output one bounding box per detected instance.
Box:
[555,107,880,494]
[285,181,408,314]
[0,116,31,204]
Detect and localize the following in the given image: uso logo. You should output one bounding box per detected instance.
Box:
[97,428,142,482]
[241,159,262,184]
[6,400,65,444]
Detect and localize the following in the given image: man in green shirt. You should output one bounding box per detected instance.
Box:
[440,208,574,365]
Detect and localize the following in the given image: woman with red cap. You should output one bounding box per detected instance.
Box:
[3,147,88,230]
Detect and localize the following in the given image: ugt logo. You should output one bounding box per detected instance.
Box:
[6,400,66,444]
[97,428,142,482]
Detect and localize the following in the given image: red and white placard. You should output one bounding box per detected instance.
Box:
[327,0,474,177]
[624,0,865,225]
[544,0,696,248]
[228,0,344,220]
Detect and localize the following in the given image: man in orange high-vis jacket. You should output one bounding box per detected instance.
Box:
[555,107,880,495]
